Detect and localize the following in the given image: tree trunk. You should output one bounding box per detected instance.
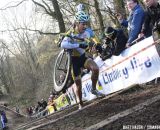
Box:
[113,0,126,15]
[32,0,66,33]
[94,0,104,33]
[50,0,66,32]
[113,0,126,27]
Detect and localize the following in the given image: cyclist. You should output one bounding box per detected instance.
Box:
[61,11,104,109]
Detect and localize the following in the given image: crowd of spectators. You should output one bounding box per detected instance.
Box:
[25,90,71,118]
[98,0,160,61]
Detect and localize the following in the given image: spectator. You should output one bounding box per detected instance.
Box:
[99,26,128,60]
[37,102,43,113]
[39,99,47,116]
[0,110,7,130]
[139,0,160,39]
[118,0,145,47]
[35,101,43,114]
[49,94,54,101]
[26,106,33,116]
[61,89,71,105]
[116,13,129,37]
[48,96,57,112]
[41,99,47,110]
[47,98,55,114]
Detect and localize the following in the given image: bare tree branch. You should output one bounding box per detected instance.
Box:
[32,0,55,17]
[0,0,28,10]
[0,41,27,64]
[0,28,60,35]
[41,0,53,14]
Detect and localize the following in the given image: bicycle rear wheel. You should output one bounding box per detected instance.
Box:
[53,49,71,92]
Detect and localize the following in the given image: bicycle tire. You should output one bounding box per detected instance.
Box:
[53,49,71,92]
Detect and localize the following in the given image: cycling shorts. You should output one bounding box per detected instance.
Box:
[71,54,87,78]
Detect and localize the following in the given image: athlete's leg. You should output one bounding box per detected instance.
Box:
[71,56,84,109]
[84,58,105,97]
[74,76,83,109]
[84,58,99,90]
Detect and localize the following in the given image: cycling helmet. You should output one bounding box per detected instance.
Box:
[76,3,85,12]
[75,11,89,22]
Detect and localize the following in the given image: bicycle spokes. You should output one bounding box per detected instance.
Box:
[53,50,71,92]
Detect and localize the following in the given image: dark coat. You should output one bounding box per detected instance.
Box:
[101,29,127,60]
[141,3,160,37]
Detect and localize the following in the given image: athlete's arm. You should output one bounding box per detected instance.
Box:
[61,37,79,49]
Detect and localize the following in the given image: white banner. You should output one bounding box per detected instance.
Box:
[67,36,160,103]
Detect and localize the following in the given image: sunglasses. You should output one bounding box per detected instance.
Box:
[79,22,88,25]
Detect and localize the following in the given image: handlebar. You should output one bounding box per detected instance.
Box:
[60,33,85,41]
[59,33,95,47]
[57,33,84,47]
[61,33,94,45]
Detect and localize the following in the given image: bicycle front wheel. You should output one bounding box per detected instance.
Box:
[53,49,71,92]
